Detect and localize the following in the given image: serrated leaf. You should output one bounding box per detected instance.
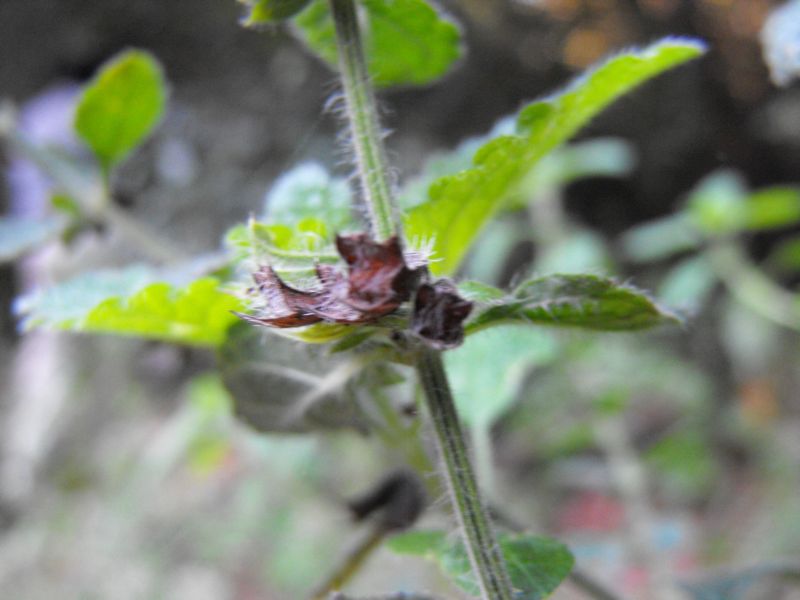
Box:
[218,323,368,433]
[74,50,167,171]
[240,0,313,25]
[82,279,242,346]
[404,39,706,275]
[16,265,241,346]
[446,326,557,428]
[0,216,65,263]
[16,265,158,329]
[457,280,506,303]
[466,274,680,334]
[387,530,574,599]
[293,0,462,87]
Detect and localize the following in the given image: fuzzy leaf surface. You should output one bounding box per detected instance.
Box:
[387,530,574,599]
[218,324,367,433]
[74,50,167,170]
[293,0,462,87]
[466,274,679,334]
[16,266,240,347]
[404,39,705,275]
[0,216,64,263]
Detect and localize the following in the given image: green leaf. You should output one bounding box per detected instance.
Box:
[293,0,462,87]
[240,0,313,25]
[744,186,800,230]
[657,255,716,311]
[218,323,368,433]
[457,280,507,303]
[404,39,706,275]
[74,50,168,171]
[0,216,64,263]
[466,274,680,334]
[16,265,241,347]
[446,326,557,428]
[16,265,158,329]
[621,214,701,263]
[225,162,352,282]
[507,137,635,210]
[686,171,749,235]
[387,530,574,599]
[82,279,242,346]
[263,161,354,230]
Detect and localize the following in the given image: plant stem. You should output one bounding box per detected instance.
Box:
[310,526,387,600]
[415,347,514,600]
[329,0,397,241]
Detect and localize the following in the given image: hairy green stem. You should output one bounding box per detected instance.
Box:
[415,348,514,600]
[329,0,397,241]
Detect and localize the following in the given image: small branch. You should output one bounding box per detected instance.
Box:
[3,119,186,264]
[415,347,514,600]
[310,527,387,600]
[568,569,629,600]
[329,0,398,241]
[708,241,800,331]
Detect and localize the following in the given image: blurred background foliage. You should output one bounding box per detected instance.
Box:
[1,0,800,599]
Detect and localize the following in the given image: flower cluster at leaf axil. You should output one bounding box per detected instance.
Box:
[235,233,473,349]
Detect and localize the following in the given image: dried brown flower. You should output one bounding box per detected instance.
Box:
[334,234,424,317]
[236,234,424,328]
[410,280,473,350]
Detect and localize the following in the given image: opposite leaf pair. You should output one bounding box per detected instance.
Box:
[237,233,473,349]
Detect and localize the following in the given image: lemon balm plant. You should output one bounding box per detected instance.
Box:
[1,0,706,597]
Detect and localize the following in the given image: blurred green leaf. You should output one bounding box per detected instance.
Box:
[240,0,313,25]
[0,216,64,263]
[75,50,167,171]
[218,324,368,433]
[263,162,354,230]
[646,429,717,498]
[16,265,157,329]
[293,0,462,88]
[466,274,680,334]
[686,171,748,235]
[657,255,717,311]
[508,137,635,210]
[446,326,557,428]
[387,530,574,599]
[17,265,241,346]
[621,214,701,263]
[457,280,507,303]
[537,229,612,274]
[82,279,241,346]
[767,235,800,271]
[744,186,800,230]
[404,39,705,275]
